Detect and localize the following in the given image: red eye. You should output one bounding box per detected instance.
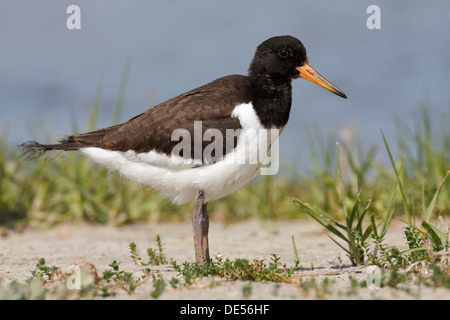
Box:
[279,49,288,58]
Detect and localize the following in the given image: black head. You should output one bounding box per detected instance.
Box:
[249,35,347,98]
[249,35,307,81]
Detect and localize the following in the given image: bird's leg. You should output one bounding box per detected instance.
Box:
[192,190,210,263]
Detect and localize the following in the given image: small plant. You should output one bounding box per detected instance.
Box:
[129,235,168,266]
[170,254,294,284]
[299,277,335,299]
[31,258,59,283]
[150,275,166,299]
[241,282,252,299]
[147,235,168,265]
[129,242,142,265]
[294,130,449,268]
[291,236,300,267]
[100,260,145,295]
[293,142,396,266]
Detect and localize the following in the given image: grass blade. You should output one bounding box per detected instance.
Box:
[379,157,405,239]
[291,236,300,266]
[293,198,348,243]
[327,234,351,255]
[423,170,449,223]
[356,199,372,231]
[113,58,132,125]
[87,73,104,132]
[421,220,447,249]
[381,129,411,224]
[346,192,360,230]
[336,142,348,219]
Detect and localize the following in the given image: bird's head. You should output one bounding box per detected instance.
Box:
[249,35,347,99]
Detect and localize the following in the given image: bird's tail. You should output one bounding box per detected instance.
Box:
[20,124,121,158]
[20,139,84,159]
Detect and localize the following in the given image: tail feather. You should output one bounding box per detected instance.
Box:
[20,124,120,158]
[20,139,84,159]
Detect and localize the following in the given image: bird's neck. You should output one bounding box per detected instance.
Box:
[249,73,293,129]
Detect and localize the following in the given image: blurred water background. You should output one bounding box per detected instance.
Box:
[1,0,449,172]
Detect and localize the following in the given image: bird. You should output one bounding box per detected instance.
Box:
[21,35,347,263]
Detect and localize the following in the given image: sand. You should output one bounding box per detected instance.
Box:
[0,219,448,300]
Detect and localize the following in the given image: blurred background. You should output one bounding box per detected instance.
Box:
[1,3,449,295]
[1,0,449,169]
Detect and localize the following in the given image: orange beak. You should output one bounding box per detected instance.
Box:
[295,63,347,99]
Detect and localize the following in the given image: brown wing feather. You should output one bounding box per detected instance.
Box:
[70,75,254,159]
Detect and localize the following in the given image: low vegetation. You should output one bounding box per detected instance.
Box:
[0,75,448,298]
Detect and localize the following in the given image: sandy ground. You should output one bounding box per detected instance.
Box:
[0,219,448,300]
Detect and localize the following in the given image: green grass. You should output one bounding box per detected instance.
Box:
[170,253,294,284]
[1,65,449,226]
[1,60,449,226]
[294,130,448,268]
[129,235,168,266]
[1,71,449,299]
[1,106,448,227]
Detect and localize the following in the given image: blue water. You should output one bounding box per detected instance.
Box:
[1,1,449,171]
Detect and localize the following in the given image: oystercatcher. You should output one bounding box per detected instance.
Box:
[21,35,347,263]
